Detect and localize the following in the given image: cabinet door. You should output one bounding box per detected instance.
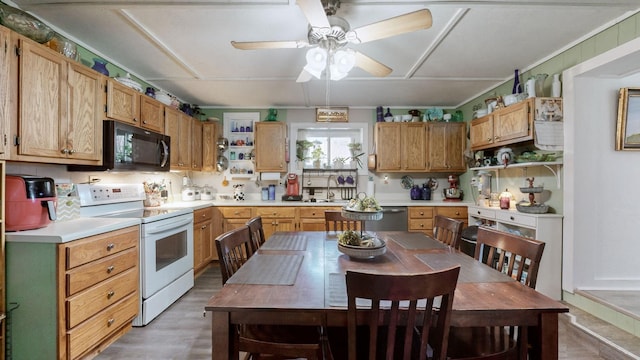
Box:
[106,79,140,126]
[191,117,203,170]
[255,122,286,172]
[401,123,427,171]
[194,218,213,274]
[66,62,103,161]
[17,39,67,158]
[494,100,532,144]
[140,96,164,133]
[470,115,494,150]
[164,107,191,170]
[428,122,465,172]
[262,218,296,239]
[0,26,10,158]
[375,123,402,171]
[201,122,218,171]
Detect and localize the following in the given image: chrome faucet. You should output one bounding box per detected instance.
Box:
[326,175,336,201]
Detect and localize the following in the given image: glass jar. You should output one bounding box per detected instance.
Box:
[500,189,512,210]
[261,187,269,201]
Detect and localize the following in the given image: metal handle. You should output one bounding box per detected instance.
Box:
[381,208,406,214]
[107,318,115,326]
[160,139,170,168]
[107,265,115,273]
[107,290,115,299]
[106,243,115,251]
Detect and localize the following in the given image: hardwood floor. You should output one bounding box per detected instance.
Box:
[95,264,617,360]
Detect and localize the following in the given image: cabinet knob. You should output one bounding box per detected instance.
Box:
[312,212,316,216]
[420,223,424,228]
[477,211,481,214]
[201,225,207,229]
[419,212,424,216]
[143,120,147,124]
[486,138,492,142]
[107,290,115,299]
[106,243,115,251]
[106,265,115,273]
[133,118,138,122]
[510,216,515,220]
[60,148,69,154]
[107,318,115,327]
[455,211,460,215]
[69,149,76,154]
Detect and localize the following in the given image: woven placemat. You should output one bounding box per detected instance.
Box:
[226,254,303,285]
[260,234,307,251]
[389,233,447,250]
[415,253,513,283]
[327,273,431,308]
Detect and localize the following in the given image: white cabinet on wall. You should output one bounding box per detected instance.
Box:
[467,205,563,300]
[223,112,259,178]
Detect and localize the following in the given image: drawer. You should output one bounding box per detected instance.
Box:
[495,211,537,228]
[67,248,138,296]
[67,293,138,360]
[255,207,296,218]
[67,267,138,328]
[194,207,213,223]
[469,207,496,219]
[220,207,252,218]
[65,226,139,269]
[298,207,340,218]
[409,219,433,231]
[408,207,433,219]
[436,206,467,219]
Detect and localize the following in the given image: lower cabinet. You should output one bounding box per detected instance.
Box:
[219,207,252,232]
[297,206,340,231]
[254,207,297,239]
[6,225,140,360]
[193,207,214,275]
[408,206,468,236]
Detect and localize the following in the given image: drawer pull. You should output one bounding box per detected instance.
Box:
[201,225,207,229]
[420,223,424,228]
[419,212,424,215]
[106,243,115,251]
[107,265,115,273]
[510,216,515,220]
[477,211,481,214]
[107,290,115,299]
[107,318,115,327]
[312,212,316,216]
[455,211,460,215]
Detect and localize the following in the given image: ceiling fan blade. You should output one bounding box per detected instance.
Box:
[354,51,392,77]
[296,0,330,29]
[296,69,313,83]
[349,9,432,44]
[231,40,309,50]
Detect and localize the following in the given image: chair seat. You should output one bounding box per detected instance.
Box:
[447,326,518,360]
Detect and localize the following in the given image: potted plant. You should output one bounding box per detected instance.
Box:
[348,142,364,168]
[296,140,314,169]
[311,145,324,168]
[333,156,348,169]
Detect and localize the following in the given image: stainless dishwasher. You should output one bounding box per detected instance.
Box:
[365,206,408,231]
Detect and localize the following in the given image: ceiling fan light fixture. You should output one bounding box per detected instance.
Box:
[333,49,355,73]
[304,47,328,79]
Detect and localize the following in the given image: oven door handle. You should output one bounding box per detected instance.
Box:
[146,218,193,234]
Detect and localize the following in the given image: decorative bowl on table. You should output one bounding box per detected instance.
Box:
[337,230,386,259]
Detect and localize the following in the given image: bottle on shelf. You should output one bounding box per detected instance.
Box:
[551,73,561,97]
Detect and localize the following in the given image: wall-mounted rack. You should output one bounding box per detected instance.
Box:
[302,168,358,200]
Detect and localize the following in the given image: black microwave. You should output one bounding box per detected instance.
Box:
[69,120,170,172]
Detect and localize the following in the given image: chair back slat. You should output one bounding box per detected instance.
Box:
[214,225,253,284]
[475,226,546,289]
[246,216,266,255]
[345,266,460,360]
[324,210,363,233]
[433,215,464,248]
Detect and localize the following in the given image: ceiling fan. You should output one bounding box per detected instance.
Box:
[230,0,432,82]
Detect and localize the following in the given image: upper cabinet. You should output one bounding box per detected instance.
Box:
[427,122,466,173]
[106,79,165,133]
[201,121,220,172]
[255,121,286,172]
[0,26,11,159]
[470,98,534,151]
[373,122,465,173]
[11,34,103,164]
[191,118,203,171]
[164,107,192,170]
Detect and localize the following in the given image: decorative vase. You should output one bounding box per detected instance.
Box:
[534,74,548,97]
[512,69,522,94]
[551,73,561,97]
[91,58,109,76]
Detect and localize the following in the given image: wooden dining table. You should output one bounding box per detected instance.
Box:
[205,231,568,360]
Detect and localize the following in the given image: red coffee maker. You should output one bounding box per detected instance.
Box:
[6,175,58,231]
[282,173,302,201]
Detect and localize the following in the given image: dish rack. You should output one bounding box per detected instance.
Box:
[301,168,358,200]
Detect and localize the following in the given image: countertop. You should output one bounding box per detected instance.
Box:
[6,217,141,244]
[158,199,474,209]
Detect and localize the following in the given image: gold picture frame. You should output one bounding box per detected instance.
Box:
[616,87,640,150]
[316,107,348,122]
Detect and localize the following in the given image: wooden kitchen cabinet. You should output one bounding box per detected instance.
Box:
[191,118,203,171]
[0,26,10,160]
[201,121,220,172]
[297,206,340,231]
[219,207,252,232]
[6,225,140,360]
[164,107,192,170]
[427,122,466,173]
[254,207,296,239]
[470,99,533,151]
[0,161,5,360]
[375,122,427,172]
[408,206,434,234]
[106,79,164,133]
[11,34,102,164]
[193,207,214,276]
[255,121,287,172]
[435,206,468,229]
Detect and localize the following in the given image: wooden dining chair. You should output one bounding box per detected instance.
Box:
[246,216,266,255]
[324,210,364,233]
[447,226,546,360]
[214,225,328,360]
[432,215,464,249]
[332,266,460,360]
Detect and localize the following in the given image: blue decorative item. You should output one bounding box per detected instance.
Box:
[91,58,109,76]
[512,69,522,94]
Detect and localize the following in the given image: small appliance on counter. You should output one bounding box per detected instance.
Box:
[443,174,464,201]
[5,175,57,231]
[282,173,302,201]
